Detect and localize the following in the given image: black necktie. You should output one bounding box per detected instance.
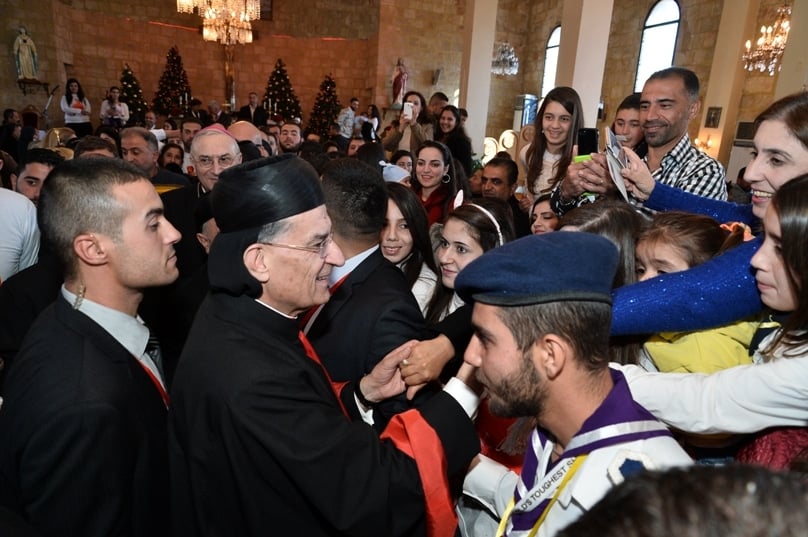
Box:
[145,329,164,377]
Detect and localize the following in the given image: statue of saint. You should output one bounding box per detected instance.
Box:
[14,27,39,80]
[391,58,408,109]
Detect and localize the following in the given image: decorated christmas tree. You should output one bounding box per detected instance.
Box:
[307,74,340,138]
[119,63,149,126]
[152,46,192,117]
[263,59,302,123]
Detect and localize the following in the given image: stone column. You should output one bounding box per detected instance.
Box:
[459,0,498,155]
[698,0,760,164]
[555,0,615,127]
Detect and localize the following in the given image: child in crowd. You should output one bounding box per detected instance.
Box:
[636,211,757,374]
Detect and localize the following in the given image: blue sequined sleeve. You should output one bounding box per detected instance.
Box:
[645,181,756,225]
[611,238,763,336]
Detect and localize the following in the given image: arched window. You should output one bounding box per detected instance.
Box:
[541,26,562,98]
[634,0,680,92]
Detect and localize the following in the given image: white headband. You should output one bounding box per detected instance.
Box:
[452,191,504,246]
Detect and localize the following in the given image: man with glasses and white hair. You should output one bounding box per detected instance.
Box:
[169,154,482,536]
[161,125,242,280]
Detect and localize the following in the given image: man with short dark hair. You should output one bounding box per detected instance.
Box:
[306,158,425,426]
[168,154,480,536]
[0,158,180,536]
[481,157,530,237]
[188,98,211,126]
[238,91,269,127]
[120,127,189,186]
[612,93,646,157]
[180,117,203,174]
[336,97,359,152]
[11,147,64,206]
[279,120,303,154]
[456,233,691,536]
[2,109,20,126]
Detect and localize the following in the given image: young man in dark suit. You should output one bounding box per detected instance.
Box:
[237,91,269,127]
[0,158,181,537]
[305,158,426,426]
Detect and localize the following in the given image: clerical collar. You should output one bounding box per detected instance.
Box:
[254,298,297,319]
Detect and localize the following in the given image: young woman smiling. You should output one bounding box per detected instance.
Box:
[522,87,584,202]
[411,140,465,225]
[381,182,439,314]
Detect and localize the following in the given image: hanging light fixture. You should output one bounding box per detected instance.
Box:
[176,0,261,46]
[742,4,791,76]
[491,42,519,76]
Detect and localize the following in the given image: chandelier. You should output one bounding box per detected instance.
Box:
[742,4,791,76]
[177,0,260,46]
[492,42,519,76]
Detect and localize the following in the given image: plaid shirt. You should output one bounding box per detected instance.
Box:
[649,134,726,200]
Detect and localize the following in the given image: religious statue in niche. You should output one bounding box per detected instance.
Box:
[391,58,408,109]
[14,27,39,81]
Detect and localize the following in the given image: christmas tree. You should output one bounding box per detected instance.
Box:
[152,46,192,117]
[119,64,149,126]
[263,59,302,123]
[307,74,340,138]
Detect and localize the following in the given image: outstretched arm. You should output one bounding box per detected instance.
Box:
[619,358,808,434]
[611,238,763,336]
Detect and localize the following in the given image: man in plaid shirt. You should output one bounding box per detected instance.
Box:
[552,67,725,215]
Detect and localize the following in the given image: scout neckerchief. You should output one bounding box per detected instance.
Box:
[500,369,673,537]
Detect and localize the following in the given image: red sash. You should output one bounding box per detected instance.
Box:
[298,331,349,417]
[381,411,456,537]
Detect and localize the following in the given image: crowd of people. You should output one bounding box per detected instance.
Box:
[1,64,808,537]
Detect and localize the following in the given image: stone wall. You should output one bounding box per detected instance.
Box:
[373,0,466,129]
[2,0,380,130]
[0,0,784,143]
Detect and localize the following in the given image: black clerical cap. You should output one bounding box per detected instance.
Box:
[208,154,324,297]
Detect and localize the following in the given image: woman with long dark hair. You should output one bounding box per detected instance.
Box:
[425,198,515,324]
[60,78,93,137]
[625,175,808,470]
[360,104,381,142]
[522,86,583,198]
[383,90,433,155]
[411,140,465,226]
[381,183,439,313]
[435,105,473,177]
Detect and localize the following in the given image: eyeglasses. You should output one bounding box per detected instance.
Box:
[261,233,333,259]
[194,154,235,169]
